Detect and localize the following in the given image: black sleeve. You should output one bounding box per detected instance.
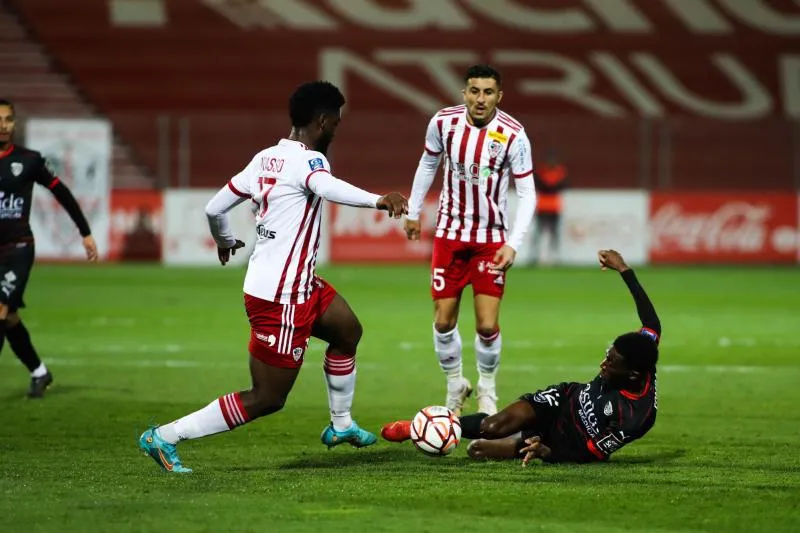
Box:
[620,269,661,342]
[49,181,92,237]
[31,154,59,188]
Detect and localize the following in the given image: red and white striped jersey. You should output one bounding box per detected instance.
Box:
[423,105,534,244]
[226,139,329,305]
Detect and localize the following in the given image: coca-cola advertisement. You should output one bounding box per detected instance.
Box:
[649,194,798,264]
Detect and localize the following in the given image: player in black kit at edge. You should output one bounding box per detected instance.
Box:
[0,99,98,398]
[382,249,661,464]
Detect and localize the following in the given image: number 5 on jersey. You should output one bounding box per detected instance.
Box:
[432,267,446,291]
[257,176,277,217]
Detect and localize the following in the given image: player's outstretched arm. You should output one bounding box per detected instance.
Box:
[598,249,661,339]
[306,171,408,217]
[205,184,248,264]
[47,180,97,262]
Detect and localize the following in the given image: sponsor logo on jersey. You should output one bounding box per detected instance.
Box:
[578,383,599,437]
[0,192,24,219]
[10,162,23,176]
[256,224,277,239]
[488,131,508,143]
[308,157,324,171]
[533,388,560,407]
[604,401,613,416]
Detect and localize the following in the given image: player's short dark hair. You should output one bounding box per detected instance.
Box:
[288,81,345,128]
[613,332,658,373]
[463,64,502,87]
[0,98,15,113]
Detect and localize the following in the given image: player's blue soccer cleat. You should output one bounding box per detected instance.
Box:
[138,427,192,473]
[320,421,377,449]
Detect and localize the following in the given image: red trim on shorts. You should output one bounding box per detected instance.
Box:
[227,180,248,198]
[424,146,440,156]
[513,169,533,179]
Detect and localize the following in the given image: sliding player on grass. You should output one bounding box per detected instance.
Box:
[383,249,661,464]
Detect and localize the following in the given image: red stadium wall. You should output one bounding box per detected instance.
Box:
[8,0,799,192]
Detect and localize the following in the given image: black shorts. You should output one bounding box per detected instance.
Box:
[0,243,35,312]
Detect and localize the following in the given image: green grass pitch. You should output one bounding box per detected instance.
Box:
[0,263,798,532]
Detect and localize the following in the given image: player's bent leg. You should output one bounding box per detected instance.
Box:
[473,294,502,415]
[434,297,472,415]
[139,356,300,473]
[467,436,522,461]
[311,292,376,449]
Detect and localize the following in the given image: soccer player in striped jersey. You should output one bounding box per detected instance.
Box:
[404,65,537,416]
[138,81,408,473]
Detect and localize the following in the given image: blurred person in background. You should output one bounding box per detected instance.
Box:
[532,149,568,265]
[403,65,537,417]
[0,99,98,398]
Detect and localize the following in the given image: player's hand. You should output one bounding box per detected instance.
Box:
[519,436,552,466]
[597,249,629,273]
[82,235,98,263]
[376,192,408,219]
[404,218,421,241]
[488,244,516,272]
[218,239,245,266]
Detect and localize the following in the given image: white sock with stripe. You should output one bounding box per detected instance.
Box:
[475,329,501,392]
[156,392,250,444]
[323,353,356,432]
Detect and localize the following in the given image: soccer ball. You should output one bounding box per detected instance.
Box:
[410,405,462,456]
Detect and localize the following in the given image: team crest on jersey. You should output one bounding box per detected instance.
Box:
[10,162,23,176]
[292,347,304,361]
[308,157,324,171]
[488,140,503,158]
[604,401,613,416]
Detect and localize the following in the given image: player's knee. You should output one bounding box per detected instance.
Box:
[337,319,362,354]
[476,325,499,340]
[434,319,457,334]
[479,416,506,439]
[467,440,487,460]
[6,312,19,327]
[0,304,8,321]
[247,389,287,418]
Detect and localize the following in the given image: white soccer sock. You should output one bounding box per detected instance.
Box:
[475,330,502,391]
[323,353,356,431]
[434,324,463,384]
[31,363,48,378]
[156,392,250,445]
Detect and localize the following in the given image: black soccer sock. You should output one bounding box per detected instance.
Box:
[459,413,489,439]
[6,321,42,373]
